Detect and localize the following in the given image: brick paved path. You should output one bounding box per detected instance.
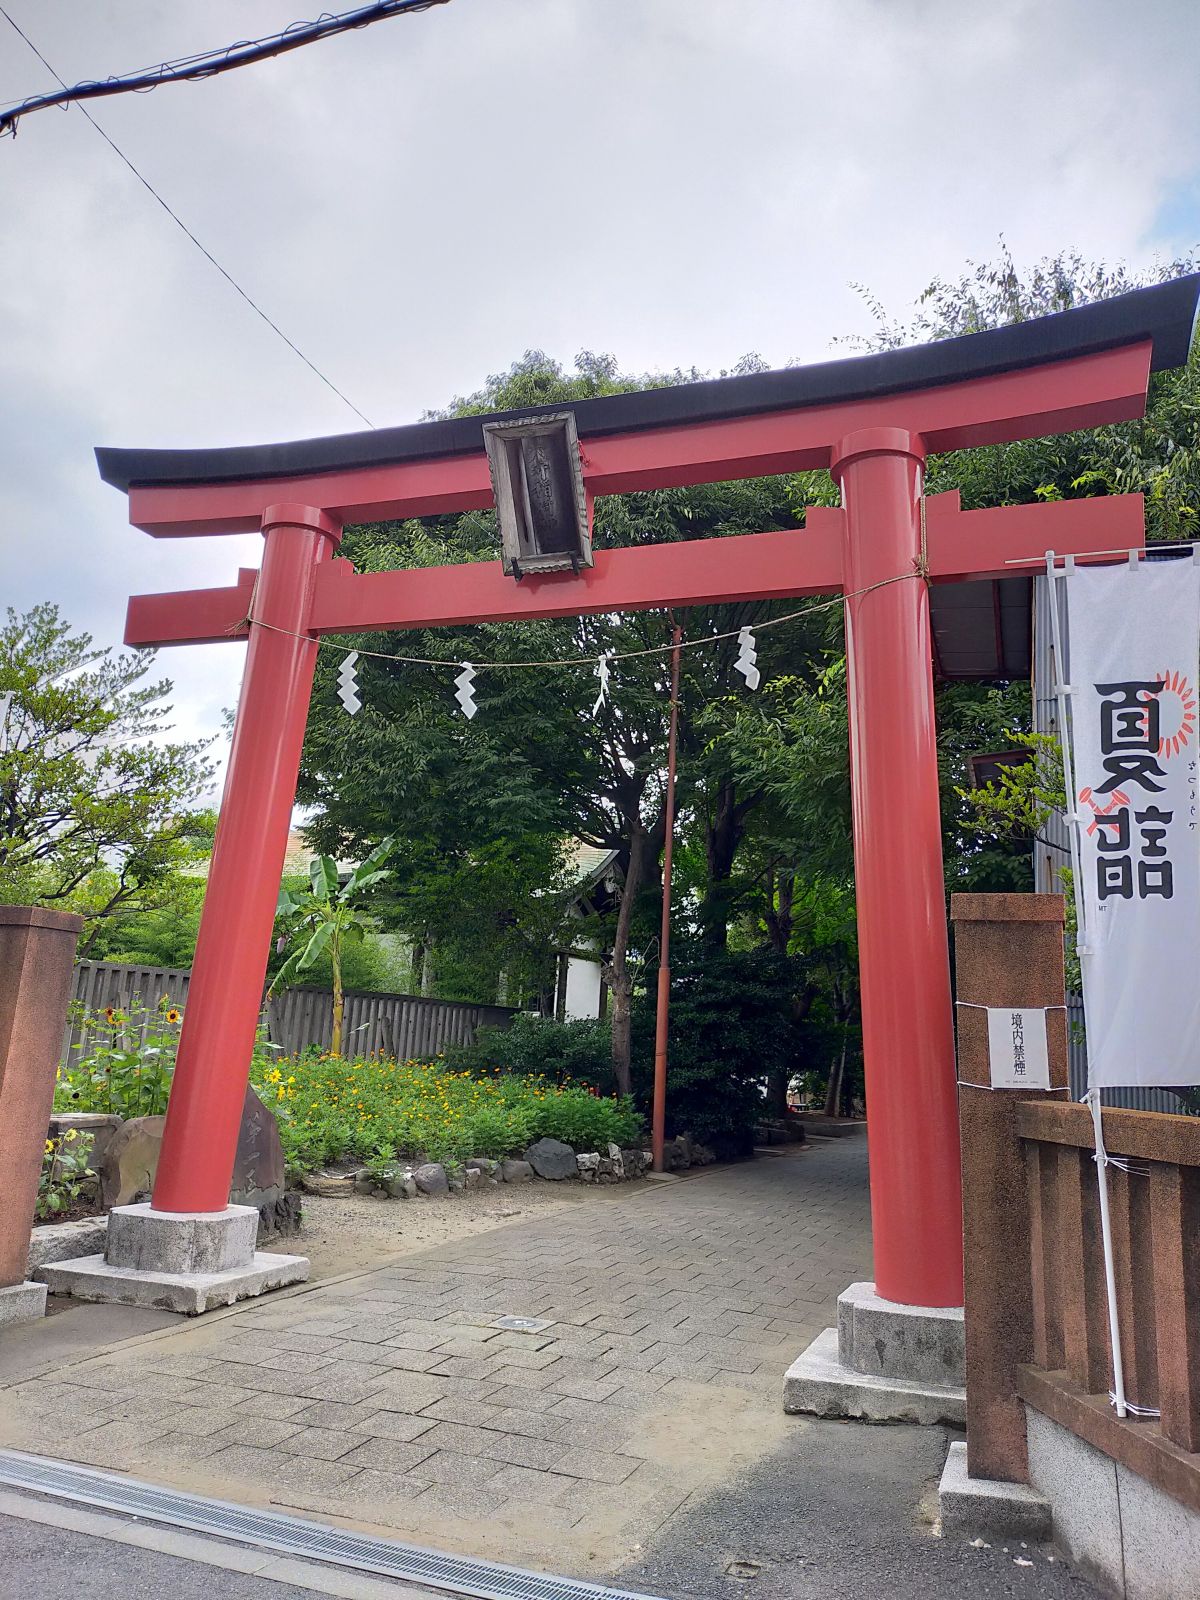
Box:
[1,1139,872,1578]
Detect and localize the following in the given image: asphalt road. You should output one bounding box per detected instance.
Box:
[0,1509,334,1600]
[622,1417,1102,1600]
[0,1419,1104,1600]
[0,1497,447,1600]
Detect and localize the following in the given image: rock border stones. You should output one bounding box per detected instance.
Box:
[524,1137,577,1180]
[341,1141,655,1200]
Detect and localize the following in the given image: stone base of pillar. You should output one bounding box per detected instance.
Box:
[36,1202,308,1316]
[937,1441,1051,1539]
[783,1280,965,1425]
[0,1281,48,1328]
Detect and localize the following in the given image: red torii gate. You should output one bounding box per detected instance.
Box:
[101,277,1200,1311]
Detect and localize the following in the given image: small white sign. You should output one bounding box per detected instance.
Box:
[985,1007,1052,1090]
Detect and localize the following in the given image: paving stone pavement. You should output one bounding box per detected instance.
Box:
[1,1139,873,1579]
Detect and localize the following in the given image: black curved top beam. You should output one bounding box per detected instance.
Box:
[97,274,1200,493]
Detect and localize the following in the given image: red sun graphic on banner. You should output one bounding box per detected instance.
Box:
[1156,669,1197,758]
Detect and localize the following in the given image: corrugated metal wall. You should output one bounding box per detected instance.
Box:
[1034,577,1192,1114]
[1032,574,1072,897]
[64,960,518,1070]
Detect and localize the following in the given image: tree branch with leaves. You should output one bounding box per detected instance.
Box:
[272,838,395,1056]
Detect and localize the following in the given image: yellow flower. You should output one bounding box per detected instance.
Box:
[44,1139,54,1154]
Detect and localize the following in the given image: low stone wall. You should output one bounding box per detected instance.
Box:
[1025,1405,1200,1600]
[659,1133,718,1170]
[27,1216,108,1275]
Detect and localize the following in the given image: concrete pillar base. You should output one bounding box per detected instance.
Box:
[36,1203,308,1316]
[783,1280,966,1425]
[938,1441,1051,1540]
[0,1281,47,1328]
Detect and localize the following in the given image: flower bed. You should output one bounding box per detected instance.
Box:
[252,1054,641,1175]
[55,997,643,1182]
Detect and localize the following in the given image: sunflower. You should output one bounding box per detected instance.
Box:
[165,1008,181,1024]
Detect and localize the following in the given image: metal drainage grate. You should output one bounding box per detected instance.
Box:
[0,1449,664,1600]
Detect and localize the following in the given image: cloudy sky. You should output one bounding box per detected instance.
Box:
[3,0,1198,792]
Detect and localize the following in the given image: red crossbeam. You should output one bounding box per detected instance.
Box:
[126,516,843,646]
[923,490,1146,581]
[125,344,1151,537]
[125,493,1147,649]
[125,567,258,647]
[310,516,846,635]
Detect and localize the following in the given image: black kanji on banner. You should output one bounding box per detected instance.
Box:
[1094,679,1174,901]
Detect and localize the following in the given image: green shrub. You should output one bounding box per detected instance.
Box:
[508,1084,641,1152]
[444,1014,614,1086]
[55,998,182,1119]
[55,999,282,1119]
[38,1128,96,1219]
[252,1052,642,1176]
[632,942,803,1159]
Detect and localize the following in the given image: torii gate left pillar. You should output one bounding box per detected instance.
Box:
[52,279,1194,1322]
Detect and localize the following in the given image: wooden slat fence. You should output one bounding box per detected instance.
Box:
[64,960,191,1069]
[1015,1100,1200,1463]
[953,892,1200,1521]
[65,960,519,1070]
[265,987,517,1059]
[964,1089,1200,1517]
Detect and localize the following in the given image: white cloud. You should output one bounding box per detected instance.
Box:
[2,0,1198,778]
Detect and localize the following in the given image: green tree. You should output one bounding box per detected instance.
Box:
[298,353,816,1094]
[272,838,395,1055]
[83,809,216,967]
[858,245,1200,543]
[295,247,1200,1130]
[0,604,214,950]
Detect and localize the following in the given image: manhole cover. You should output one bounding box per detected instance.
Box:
[491,1315,555,1334]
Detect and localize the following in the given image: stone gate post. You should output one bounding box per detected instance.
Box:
[0,905,83,1326]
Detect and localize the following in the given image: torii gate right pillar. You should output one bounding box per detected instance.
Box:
[834,427,962,1308]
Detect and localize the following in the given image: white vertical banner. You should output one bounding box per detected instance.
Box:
[1066,560,1200,1089]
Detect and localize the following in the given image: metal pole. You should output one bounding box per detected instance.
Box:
[651,625,683,1174]
[1045,549,1129,1419]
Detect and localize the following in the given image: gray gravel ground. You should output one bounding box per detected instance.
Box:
[620,1417,1101,1600]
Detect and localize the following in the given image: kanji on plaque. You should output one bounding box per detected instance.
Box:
[985,1007,1052,1090]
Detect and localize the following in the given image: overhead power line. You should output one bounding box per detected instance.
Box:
[0,1,451,138]
[0,5,377,427]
